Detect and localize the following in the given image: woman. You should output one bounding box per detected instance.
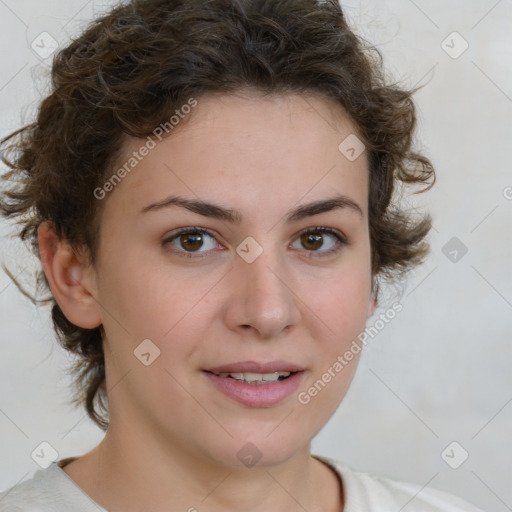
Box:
[0,0,485,510]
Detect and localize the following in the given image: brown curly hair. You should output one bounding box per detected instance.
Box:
[0,0,435,431]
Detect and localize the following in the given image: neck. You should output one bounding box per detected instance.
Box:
[63,417,342,512]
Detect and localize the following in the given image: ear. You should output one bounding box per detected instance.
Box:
[38,221,102,329]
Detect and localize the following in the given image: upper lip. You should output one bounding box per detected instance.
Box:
[205,360,305,374]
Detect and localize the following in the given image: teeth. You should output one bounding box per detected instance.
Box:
[218,371,291,384]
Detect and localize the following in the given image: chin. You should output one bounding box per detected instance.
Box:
[201,427,308,470]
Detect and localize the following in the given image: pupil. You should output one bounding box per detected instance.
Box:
[302,233,322,250]
[182,233,203,251]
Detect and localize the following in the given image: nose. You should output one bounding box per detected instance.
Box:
[224,245,301,339]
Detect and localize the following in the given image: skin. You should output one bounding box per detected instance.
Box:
[38,90,376,512]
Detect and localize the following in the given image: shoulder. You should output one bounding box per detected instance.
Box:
[0,465,55,512]
[313,454,486,512]
[0,459,104,512]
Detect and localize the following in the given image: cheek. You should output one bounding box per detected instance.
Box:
[297,271,369,419]
[98,250,201,330]
[97,259,225,379]
[306,265,372,340]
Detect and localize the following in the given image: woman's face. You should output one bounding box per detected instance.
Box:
[91,91,374,468]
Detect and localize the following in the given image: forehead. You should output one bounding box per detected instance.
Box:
[106,91,369,221]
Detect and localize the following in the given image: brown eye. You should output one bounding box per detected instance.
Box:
[180,233,205,251]
[300,232,324,251]
[163,227,220,257]
[291,227,347,257]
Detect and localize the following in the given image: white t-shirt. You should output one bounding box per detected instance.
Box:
[0,454,485,511]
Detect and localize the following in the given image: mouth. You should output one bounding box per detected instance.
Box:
[204,360,305,384]
[202,361,306,407]
[204,370,299,385]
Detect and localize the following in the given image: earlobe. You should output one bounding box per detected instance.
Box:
[38,221,102,329]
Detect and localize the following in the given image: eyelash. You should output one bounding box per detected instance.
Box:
[162,226,348,260]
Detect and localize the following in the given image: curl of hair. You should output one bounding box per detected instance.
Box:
[0,0,435,430]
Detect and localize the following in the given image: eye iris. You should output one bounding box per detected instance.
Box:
[181,233,203,251]
[301,232,323,250]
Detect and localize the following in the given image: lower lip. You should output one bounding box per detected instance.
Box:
[203,371,305,407]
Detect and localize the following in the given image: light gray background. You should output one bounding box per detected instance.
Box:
[1,1,511,511]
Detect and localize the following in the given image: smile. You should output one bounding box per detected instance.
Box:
[203,369,305,407]
[216,371,293,384]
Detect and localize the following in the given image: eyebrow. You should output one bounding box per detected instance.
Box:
[139,193,364,223]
